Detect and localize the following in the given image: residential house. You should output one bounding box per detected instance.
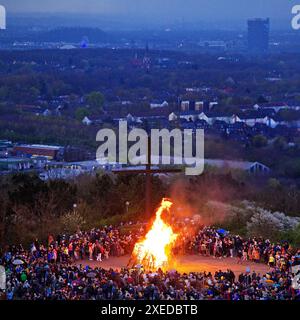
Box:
[209,102,219,110]
[127,156,270,175]
[32,156,49,169]
[227,121,248,133]
[205,159,271,174]
[257,102,300,113]
[140,116,170,130]
[42,109,52,117]
[16,104,42,115]
[212,120,228,133]
[178,111,200,122]
[82,116,93,126]
[198,112,211,124]
[0,140,12,158]
[195,101,204,111]
[0,158,32,171]
[195,119,209,129]
[204,112,240,125]
[121,101,133,106]
[40,160,123,180]
[180,100,206,112]
[238,110,278,128]
[181,101,190,111]
[150,101,169,109]
[168,112,178,121]
[126,113,137,123]
[181,120,196,130]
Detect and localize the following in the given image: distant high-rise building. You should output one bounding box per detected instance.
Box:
[247,18,270,54]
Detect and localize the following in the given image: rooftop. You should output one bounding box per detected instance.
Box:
[0,158,31,163]
[16,144,63,150]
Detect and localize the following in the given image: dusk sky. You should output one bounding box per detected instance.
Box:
[0,0,299,29]
[1,0,297,19]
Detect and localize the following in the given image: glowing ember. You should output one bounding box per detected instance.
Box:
[132,198,178,270]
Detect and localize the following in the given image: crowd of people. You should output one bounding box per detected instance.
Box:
[174,226,293,270]
[0,221,299,300]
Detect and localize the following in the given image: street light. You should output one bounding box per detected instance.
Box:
[125,201,130,214]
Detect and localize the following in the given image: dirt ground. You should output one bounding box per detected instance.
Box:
[76,254,270,276]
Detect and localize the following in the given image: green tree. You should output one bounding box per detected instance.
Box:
[285,159,300,179]
[75,107,90,121]
[86,91,104,112]
[60,211,86,234]
[273,136,287,150]
[281,224,300,246]
[267,178,281,189]
[252,135,268,148]
[278,109,300,122]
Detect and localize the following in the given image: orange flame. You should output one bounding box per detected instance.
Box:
[133,198,178,270]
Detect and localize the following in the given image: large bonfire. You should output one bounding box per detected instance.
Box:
[132,198,178,270]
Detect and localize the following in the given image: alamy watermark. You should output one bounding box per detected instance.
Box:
[292,5,300,30]
[0,5,6,30]
[96,121,204,176]
[0,265,5,292]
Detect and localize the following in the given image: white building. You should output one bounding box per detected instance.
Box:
[168,112,178,121]
[82,116,93,126]
[150,101,169,109]
[127,156,270,175]
[40,160,124,180]
[200,113,241,125]
[181,101,190,111]
[239,116,278,128]
[205,159,270,174]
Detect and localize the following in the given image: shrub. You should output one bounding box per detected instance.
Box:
[246,207,300,240]
[60,211,86,234]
